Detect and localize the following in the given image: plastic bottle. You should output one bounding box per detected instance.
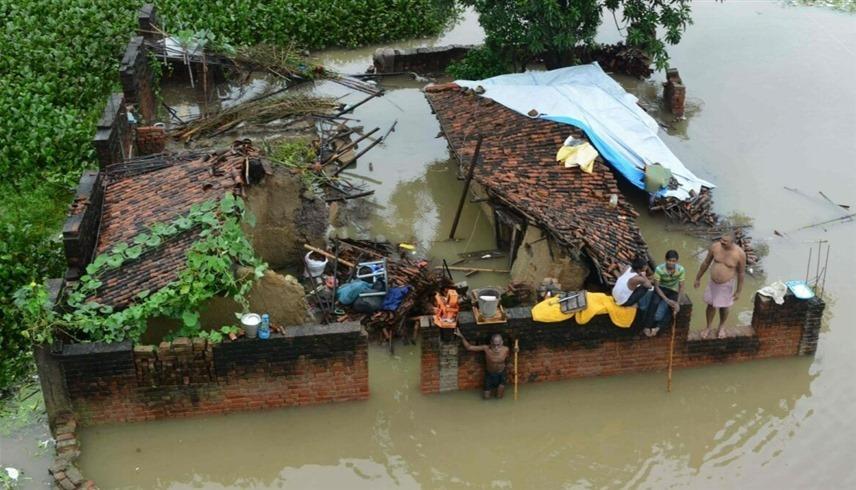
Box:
[259,313,270,340]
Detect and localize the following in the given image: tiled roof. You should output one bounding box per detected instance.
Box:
[91,144,253,307]
[425,84,648,284]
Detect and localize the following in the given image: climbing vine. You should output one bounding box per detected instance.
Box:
[14,194,266,344]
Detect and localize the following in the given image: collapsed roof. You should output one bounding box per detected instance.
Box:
[425,84,648,284]
[91,143,255,307]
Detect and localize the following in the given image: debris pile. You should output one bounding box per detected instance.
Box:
[651,187,718,226]
[171,93,338,142]
[334,239,452,335]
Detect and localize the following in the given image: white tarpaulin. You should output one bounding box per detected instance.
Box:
[456,63,714,200]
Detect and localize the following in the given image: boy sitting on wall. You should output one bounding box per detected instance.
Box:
[642,250,685,337]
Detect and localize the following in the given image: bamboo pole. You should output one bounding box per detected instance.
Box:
[514,339,519,401]
[449,135,484,239]
[667,311,677,393]
[303,244,355,268]
[434,266,510,273]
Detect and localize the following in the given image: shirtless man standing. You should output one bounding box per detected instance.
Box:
[694,231,746,339]
[454,330,514,399]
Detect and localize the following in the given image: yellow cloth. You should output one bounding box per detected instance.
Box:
[555,143,598,173]
[531,292,636,328]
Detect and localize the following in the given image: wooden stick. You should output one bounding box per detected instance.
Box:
[325,190,375,202]
[435,266,510,273]
[514,339,519,401]
[795,212,856,231]
[332,136,384,177]
[320,127,379,167]
[449,135,484,239]
[303,244,355,268]
[335,92,380,117]
[667,312,677,393]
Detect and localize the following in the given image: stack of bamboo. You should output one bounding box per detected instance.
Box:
[650,188,718,226]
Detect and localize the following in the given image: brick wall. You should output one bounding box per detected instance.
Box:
[373,45,475,74]
[52,322,368,425]
[120,36,155,123]
[135,125,166,155]
[62,171,104,280]
[137,4,160,42]
[421,293,824,394]
[92,93,131,168]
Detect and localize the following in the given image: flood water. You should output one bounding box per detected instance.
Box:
[12,2,855,488]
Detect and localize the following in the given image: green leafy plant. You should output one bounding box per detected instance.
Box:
[462,0,694,71]
[447,46,515,80]
[199,325,242,344]
[15,195,267,344]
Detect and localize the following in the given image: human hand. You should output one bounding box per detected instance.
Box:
[693,279,700,289]
[732,291,740,301]
[453,328,463,338]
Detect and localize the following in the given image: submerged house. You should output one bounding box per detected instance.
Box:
[426,63,717,289]
[425,83,648,289]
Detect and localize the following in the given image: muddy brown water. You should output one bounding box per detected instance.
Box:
[3,2,854,488]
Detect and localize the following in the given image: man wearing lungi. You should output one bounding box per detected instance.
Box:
[694,231,746,339]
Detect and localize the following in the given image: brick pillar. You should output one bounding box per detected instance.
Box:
[798,297,825,355]
[135,125,166,155]
[663,68,686,118]
[420,323,441,394]
[92,93,130,168]
[438,340,459,392]
[120,36,156,123]
[137,4,160,41]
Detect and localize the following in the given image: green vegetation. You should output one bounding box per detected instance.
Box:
[0,0,456,391]
[264,138,328,189]
[15,195,265,344]
[456,0,693,78]
[155,0,458,49]
[447,45,514,80]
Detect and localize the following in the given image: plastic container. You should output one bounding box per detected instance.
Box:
[304,252,328,278]
[477,287,501,318]
[241,313,260,339]
[259,313,270,340]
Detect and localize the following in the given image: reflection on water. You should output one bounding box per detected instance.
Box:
[76,2,856,488]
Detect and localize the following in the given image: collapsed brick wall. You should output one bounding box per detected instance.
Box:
[373,45,475,74]
[91,93,131,168]
[421,293,824,394]
[51,323,368,425]
[62,171,104,280]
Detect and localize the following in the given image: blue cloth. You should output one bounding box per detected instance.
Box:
[336,280,372,305]
[381,286,411,311]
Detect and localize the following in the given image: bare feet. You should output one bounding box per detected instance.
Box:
[717,327,728,339]
[700,328,712,339]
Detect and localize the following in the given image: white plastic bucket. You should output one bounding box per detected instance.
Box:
[304,252,328,277]
[478,289,501,318]
[241,313,261,338]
